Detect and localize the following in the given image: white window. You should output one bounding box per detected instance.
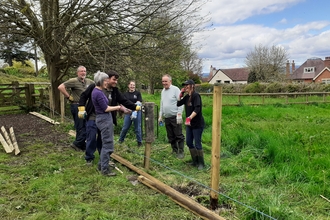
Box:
[321,79,330,84]
[304,67,315,73]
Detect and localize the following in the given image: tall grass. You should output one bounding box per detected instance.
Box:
[1,90,330,219]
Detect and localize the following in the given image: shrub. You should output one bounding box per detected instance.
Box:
[244,82,266,93]
[265,82,285,93]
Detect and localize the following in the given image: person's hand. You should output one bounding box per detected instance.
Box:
[185,117,191,126]
[119,105,132,114]
[67,95,74,102]
[78,106,86,119]
[179,88,185,98]
[135,101,142,111]
[158,117,163,126]
[176,113,182,124]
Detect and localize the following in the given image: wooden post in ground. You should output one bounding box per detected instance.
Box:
[25,83,35,109]
[144,102,155,170]
[210,85,223,210]
[60,93,65,123]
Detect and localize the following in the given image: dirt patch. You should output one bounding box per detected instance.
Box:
[0,113,71,150]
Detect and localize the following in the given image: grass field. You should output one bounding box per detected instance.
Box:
[1,89,330,219]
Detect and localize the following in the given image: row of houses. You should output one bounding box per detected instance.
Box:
[205,56,330,84]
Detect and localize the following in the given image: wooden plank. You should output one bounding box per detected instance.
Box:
[1,126,14,151]
[68,130,76,137]
[111,153,225,220]
[0,132,13,153]
[29,112,60,125]
[9,127,20,155]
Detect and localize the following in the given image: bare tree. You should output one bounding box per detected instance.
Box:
[0,0,206,112]
[245,44,289,82]
[182,46,203,76]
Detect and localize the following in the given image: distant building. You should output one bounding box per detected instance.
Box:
[288,57,330,83]
[207,65,249,84]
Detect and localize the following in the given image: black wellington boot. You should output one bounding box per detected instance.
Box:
[188,148,198,166]
[197,149,205,170]
[177,141,185,159]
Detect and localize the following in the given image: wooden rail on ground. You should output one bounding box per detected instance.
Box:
[111,153,225,220]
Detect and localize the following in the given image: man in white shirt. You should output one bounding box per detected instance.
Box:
[158,74,185,159]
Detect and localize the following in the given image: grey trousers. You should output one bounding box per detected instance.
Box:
[96,113,114,173]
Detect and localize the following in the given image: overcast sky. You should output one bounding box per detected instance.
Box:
[193,0,330,73]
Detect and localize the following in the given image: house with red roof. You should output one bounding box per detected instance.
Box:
[289,57,330,83]
[207,65,250,84]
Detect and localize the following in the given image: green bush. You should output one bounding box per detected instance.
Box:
[4,66,23,77]
[244,82,266,93]
[196,82,213,93]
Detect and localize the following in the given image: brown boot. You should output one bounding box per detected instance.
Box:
[102,169,116,177]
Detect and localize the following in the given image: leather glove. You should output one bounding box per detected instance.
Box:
[176,113,182,124]
[67,95,74,102]
[119,105,132,114]
[78,106,87,119]
[135,101,142,111]
[131,111,138,120]
[185,117,191,126]
[179,88,185,98]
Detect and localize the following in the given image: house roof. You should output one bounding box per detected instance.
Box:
[217,67,250,81]
[313,67,330,80]
[291,57,325,80]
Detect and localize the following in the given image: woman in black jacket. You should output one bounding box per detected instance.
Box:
[177,79,205,170]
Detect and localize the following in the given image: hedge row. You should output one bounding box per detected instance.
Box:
[197,82,330,93]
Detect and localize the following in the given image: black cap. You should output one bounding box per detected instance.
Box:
[182,79,195,86]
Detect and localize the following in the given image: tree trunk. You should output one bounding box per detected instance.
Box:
[47,61,62,115]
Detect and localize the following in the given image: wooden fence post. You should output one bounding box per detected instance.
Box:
[25,83,35,108]
[210,85,223,210]
[60,93,65,123]
[144,102,155,170]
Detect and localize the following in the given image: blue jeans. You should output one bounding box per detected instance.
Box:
[85,120,102,161]
[96,113,114,173]
[186,126,204,150]
[119,111,142,143]
[71,104,86,149]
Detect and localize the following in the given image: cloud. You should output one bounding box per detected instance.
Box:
[193,21,330,72]
[279,18,287,24]
[200,0,303,25]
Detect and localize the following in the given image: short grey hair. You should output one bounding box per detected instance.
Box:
[94,71,108,86]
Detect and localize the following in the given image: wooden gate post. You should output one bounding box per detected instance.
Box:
[210,85,223,210]
[144,102,155,170]
[60,93,65,122]
[25,83,35,108]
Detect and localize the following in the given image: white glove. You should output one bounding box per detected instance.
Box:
[131,111,138,120]
[176,113,182,124]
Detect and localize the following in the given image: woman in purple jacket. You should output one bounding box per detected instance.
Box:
[91,71,123,177]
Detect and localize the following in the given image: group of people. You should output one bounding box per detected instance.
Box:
[58,66,205,177]
[58,67,142,177]
[159,75,205,170]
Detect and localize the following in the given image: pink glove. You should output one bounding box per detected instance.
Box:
[180,88,185,98]
[185,117,191,126]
